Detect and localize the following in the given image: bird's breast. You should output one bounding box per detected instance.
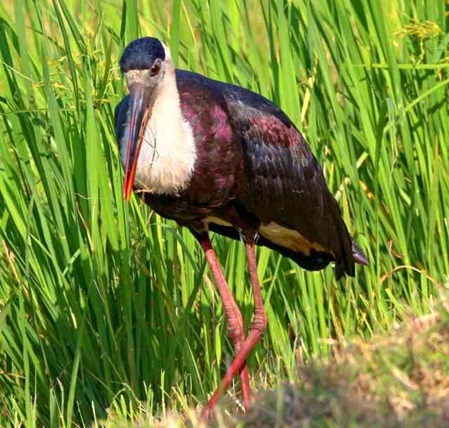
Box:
[133,117,197,195]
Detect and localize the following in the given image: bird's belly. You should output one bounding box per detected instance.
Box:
[143,193,224,226]
[259,222,327,256]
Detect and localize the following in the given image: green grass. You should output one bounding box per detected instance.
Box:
[0,0,448,426]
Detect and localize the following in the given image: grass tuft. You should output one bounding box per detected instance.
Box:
[240,305,449,427]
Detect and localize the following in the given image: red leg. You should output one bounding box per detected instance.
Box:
[197,234,252,412]
[202,241,268,416]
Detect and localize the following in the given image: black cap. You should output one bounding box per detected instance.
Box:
[120,37,165,72]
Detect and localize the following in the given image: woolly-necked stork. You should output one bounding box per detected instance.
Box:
[115,37,368,414]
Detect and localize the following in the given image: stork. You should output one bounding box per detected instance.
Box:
[115,37,368,415]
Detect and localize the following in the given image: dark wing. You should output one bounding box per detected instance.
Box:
[222,86,356,278]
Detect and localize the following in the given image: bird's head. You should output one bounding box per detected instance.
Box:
[119,37,168,200]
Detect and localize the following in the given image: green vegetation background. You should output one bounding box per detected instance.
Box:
[0,0,447,426]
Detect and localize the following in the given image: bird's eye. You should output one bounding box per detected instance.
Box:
[150,62,161,77]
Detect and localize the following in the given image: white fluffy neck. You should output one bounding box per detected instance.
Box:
[132,54,196,196]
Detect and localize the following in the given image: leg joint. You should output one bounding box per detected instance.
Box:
[250,310,268,334]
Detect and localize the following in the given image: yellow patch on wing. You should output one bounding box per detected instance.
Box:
[259,222,329,256]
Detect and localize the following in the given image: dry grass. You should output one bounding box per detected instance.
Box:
[238,307,449,427]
